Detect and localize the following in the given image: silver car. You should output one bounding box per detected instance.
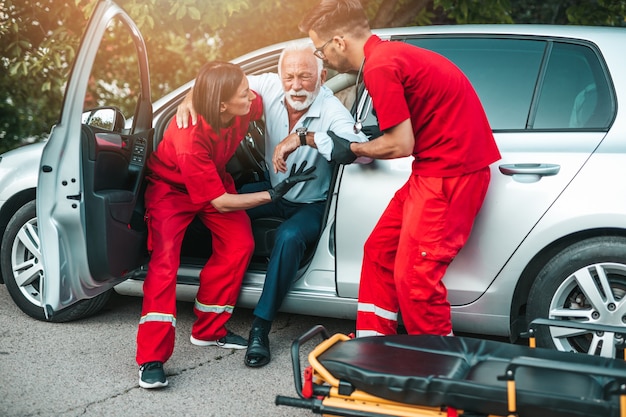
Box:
[1,0,626,357]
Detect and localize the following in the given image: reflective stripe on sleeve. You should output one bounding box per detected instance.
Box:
[194,299,234,315]
[139,312,176,326]
[357,302,398,321]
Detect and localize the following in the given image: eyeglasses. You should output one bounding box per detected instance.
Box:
[313,38,334,60]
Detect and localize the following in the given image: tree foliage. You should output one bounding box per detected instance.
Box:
[1,0,624,153]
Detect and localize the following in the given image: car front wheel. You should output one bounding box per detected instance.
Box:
[527,236,626,358]
[1,200,111,322]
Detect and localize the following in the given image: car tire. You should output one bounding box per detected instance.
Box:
[1,200,111,322]
[526,236,626,357]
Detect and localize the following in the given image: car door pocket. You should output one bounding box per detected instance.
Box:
[98,189,135,224]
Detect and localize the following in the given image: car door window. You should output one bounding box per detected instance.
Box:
[83,19,142,121]
[405,37,545,130]
[533,42,613,130]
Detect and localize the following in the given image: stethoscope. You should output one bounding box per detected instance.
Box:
[353,58,372,134]
[353,88,372,134]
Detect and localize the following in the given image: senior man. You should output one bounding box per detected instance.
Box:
[177,41,369,367]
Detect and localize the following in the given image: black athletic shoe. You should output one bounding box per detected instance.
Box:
[139,361,168,389]
[190,330,248,349]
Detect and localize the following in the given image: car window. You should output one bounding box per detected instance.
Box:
[402,36,614,132]
[533,42,613,130]
[405,37,545,130]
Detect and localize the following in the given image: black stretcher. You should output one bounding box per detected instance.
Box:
[276,320,626,417]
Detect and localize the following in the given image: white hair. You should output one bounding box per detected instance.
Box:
[277,40,324,78]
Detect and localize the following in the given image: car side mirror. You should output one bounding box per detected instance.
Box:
[81,107,126,132]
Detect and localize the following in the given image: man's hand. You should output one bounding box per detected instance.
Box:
[272,134,300,173]
[328,130,357,164]
[268,162,317,201]
[176,90,198,129]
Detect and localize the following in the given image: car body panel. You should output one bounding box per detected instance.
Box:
[336,131,607,300]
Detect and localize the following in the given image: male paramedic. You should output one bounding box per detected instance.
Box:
[299,0,501,337]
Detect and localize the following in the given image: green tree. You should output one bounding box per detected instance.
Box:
[0,0,249,153]
[0,0,90,151]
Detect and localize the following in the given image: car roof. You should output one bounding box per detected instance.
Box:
[374,24,626,39]
[233,24,626,61]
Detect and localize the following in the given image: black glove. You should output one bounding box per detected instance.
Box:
[361,125,383,140]
[328,130,357,164]
[268,161,317,201]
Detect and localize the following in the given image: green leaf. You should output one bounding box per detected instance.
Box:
[176,5,186,20]
[187,6,201,20]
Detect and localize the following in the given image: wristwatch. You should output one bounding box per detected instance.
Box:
[296,127,307,146]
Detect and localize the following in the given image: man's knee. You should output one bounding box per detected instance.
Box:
[275,224,304,247]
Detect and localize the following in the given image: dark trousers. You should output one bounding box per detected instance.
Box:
[240,181,325,321]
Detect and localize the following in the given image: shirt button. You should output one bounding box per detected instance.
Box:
[421,251,427,257]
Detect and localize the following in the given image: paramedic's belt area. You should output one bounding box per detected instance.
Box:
[276,324,626,417]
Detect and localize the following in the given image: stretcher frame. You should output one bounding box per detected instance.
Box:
[276,319,626,417]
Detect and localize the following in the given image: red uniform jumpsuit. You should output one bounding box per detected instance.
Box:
[355,36,501,337]
[136,95,263,365]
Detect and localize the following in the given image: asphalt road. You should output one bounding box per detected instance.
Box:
[0,286,357,417]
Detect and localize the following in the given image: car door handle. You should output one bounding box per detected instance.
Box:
[499,163,560,177]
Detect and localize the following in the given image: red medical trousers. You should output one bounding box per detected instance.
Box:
[136,180,254,365]
[356,167,490,337]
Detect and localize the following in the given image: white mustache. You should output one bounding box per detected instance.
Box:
[289,90,309,97]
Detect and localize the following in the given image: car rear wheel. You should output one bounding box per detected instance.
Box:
[527,236,626,358]
[1,200,111,322]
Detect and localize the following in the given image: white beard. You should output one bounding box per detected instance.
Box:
[285,88,318,111]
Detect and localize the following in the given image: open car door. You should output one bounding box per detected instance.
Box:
[38,0,152,318]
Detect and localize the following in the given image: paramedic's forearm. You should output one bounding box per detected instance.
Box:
[351,118,414,159]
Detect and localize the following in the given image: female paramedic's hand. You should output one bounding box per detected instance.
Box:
[328,130,357,164]
[268,161,317,201]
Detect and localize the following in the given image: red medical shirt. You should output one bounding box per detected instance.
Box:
[147,93,263,205]
[363,35,501,177]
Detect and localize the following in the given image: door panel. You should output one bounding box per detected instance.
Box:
[82,126,152,281]
[39,0,151,317]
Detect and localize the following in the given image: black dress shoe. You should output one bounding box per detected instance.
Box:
[245,326,270,368]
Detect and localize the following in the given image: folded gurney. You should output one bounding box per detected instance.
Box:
[276,323,626,417]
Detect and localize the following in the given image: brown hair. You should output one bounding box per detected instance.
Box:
[299,0,370,40]
[192,61,244,132]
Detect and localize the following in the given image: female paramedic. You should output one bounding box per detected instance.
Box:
[136,61,316,389]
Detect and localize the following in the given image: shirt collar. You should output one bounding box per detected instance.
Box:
[364,34,383,58]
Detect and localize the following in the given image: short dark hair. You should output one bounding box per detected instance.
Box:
[192,61,244,131]
[299,0,370,40]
